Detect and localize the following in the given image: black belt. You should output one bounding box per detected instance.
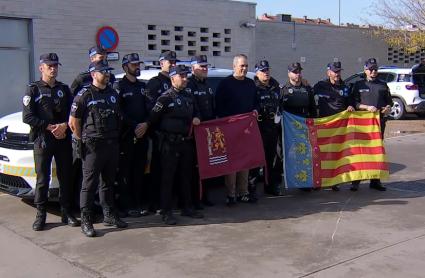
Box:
[257,112,275,122]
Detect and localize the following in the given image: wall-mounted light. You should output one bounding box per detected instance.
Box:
[240,22,256,28]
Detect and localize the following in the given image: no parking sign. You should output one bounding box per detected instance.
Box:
[96,26,119,51]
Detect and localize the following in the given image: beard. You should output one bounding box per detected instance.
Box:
[128,67,141,77]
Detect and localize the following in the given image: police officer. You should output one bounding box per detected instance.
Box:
[70,45,116,96]
[69,60,127,237]
[144,50,178,214]
[252,60,282,196]
[350,58,393,191]
[146,65,204,225]
[186,55,215,208]
[280,63,317,192]
[313,61,355,191]
[114,53,149,217]
[23,53,78,231]
[281,63,316,118]
[145,50,177,110]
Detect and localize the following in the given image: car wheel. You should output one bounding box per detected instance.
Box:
[390,98,405,120]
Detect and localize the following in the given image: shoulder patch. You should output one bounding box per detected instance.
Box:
[152,102,163,112]
[77,88,88,96]
[23,95,31,106]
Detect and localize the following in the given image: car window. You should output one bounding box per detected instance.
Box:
[385,73,397,82]
[397,74,411,82]
[377,72,389,82]
[344,73,364,86]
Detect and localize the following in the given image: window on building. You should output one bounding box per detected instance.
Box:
[188,41,196,46]
[161,30,170,36]
[188,31,196,37]
[175,26,183,31]
[200,27,209,33]
[213,33,221,38]
[201,37,209,42]
[224,29,231,34]
[224,38,231,43]
[225,46,231,52]
[148,44,157,50]
[188,50,196,56]
[213,41,221,47]
[201,46,209,52]
[213,51,221,56]
[161,40,170,46]
[148,25,156,30]
[175,45,183,51]
[175,35,183,41]
[148,34,156,40]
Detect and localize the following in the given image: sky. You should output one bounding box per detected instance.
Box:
[237,0,379,25]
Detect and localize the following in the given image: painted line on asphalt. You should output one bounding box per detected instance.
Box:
[385,132,425,141]
[298,233,425,278]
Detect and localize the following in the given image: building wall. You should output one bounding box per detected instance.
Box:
[0,0,256,85]
[255,21,389,84]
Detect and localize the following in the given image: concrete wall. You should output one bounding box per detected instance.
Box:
[255,21,389,84]
[0,0,256,85]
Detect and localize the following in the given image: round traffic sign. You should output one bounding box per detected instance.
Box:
[96,26,119,51]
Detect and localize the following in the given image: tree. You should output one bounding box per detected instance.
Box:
[370,0,425,53]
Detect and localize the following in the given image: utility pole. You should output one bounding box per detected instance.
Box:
[339,0,341,26]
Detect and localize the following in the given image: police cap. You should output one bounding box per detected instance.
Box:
[288,62,303,72]
[190,55,209,66]
[39,53,62,66]
[89,45,107,58]
[364,58,379,70]
[88,60,114,73]
[327,61,343,72]
[255,60,270,72]
[122,53,142,65]
[159,50,178,62]
[169,65,190,77]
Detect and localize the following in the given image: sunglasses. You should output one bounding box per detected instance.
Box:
[368,68,378,72]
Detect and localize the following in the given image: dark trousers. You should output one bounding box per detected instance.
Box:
[33,136,72,208]
[160,139,194,213]
[80,139,119,211]
[146,134,161,211]
[117,137,148,211]
[257,121,280,186]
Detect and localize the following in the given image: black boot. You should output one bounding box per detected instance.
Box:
[61,208,80,227]
[103,208,128,228]
[264,184,283,196]
[32,206,46,231]
[81,210,96,237]
[162,211,177,225]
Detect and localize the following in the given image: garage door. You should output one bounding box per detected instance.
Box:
[0,18,32,117]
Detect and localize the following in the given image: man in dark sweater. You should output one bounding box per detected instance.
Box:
[215,54,257,206]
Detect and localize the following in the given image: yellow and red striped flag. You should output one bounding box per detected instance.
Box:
[282,110,389,189]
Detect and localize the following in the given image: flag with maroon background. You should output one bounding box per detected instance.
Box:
[194,112,266,180]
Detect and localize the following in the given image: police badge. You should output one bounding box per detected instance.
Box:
[110,96,117,103]
[23,96,31,106]
[288,88,293,94]
[57,90,64,98]
[163,83,169,90]
[176,98,182,105]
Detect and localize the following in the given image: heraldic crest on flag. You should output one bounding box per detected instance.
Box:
[206,126,228,165]
[282,110,389,189]
[194,112,266,180]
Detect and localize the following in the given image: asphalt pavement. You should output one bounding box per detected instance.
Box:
[0,132,424,278]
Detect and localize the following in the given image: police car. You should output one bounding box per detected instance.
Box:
[0,67,255,200]
[345,66,425,120]
[114,67,255,92]
[0,112,60,199]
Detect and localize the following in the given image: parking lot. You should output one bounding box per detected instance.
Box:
[0,119,425,278]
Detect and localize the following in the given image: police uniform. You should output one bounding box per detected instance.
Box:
[351,58,393,191]
[313,61,353,191]
[281,63,316,118]
[252,60,282,196]
[22,53,78,231]
[147,65,203,225]
[313,62,354,117]
[114,53,149,216]
[186,55,216,208]
[145,51,177,110]
[70,46,116,96]
[144,51,177,214]
[71,60,126,237]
